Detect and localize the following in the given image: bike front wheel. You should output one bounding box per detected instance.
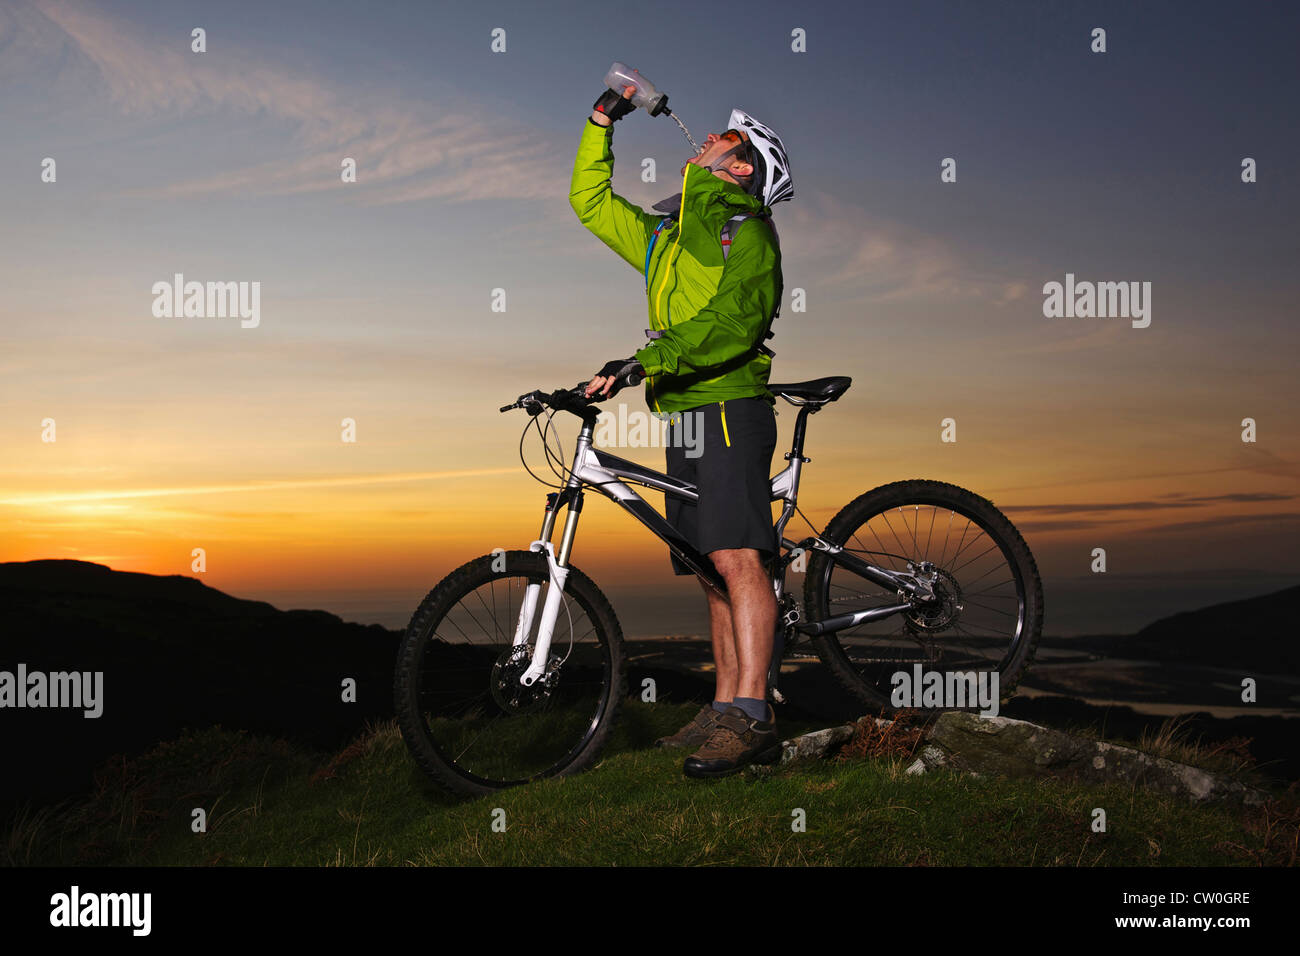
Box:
[803,479,1043,712]
[394,550,625,797]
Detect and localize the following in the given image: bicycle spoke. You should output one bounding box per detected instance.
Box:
[879,509,912,562]
[961,567,1013,591]
[961,598,1017,618]
[936,508,956,567]
[950,540,1000,576]
[475,586,503,644]
[946,526,990,569]
[905,505,920,557]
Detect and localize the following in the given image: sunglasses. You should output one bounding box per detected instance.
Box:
[698,129,749,155]
[724,129,755,151]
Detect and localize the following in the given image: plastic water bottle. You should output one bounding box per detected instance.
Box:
[603,62,669,116]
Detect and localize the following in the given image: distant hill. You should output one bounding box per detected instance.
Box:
[1121,583,1300,672]
[0,560,405,807]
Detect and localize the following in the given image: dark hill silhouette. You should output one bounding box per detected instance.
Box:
[4,562,1297,813]
[1123,583,1300,672]
[0,560,404,808]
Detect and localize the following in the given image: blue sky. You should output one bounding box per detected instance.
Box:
[2,0,1297,635]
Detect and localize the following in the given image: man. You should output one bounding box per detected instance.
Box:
[569,83,794,777]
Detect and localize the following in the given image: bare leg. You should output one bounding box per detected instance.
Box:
[700,577,737,703]
[702,548,776,705]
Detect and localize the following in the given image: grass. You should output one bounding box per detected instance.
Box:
[8,702,1297,867]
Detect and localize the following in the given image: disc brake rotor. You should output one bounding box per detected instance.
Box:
[490,646,560,715]
[904,567,964,633]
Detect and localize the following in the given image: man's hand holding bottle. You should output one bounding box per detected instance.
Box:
[591,85,637,127]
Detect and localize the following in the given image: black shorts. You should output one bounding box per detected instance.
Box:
[664,397,778,575]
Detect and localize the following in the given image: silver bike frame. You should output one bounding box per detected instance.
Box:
[511,402,924,687]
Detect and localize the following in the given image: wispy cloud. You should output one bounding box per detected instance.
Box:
[1012,518,1124,533]
[1004,320,1130,356]
[0,468,517,507]
[992,281,1028,306]
[1003,492,1296,515]
[1145,512,1300,535]
[28,0,567,204]
[789,187,968,301]
[777,186,1036,307]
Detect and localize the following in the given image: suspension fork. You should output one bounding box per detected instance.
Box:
[513,427,591,686]
[508,490,559,657]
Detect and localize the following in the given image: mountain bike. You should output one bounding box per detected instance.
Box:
[394,375,1043,797]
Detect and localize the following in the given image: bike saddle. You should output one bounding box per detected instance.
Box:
[767,376,852,404]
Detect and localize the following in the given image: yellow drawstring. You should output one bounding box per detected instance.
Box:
[653,163,689,325]
[718,401,731,447]
[648,163,691,415]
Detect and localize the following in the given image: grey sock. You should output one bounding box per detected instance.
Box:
[732,696,769,722]
[711,700,731,714]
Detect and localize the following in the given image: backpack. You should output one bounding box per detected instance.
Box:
[643,213,780,358]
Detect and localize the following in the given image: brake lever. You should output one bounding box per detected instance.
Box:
[571,380,601,404]
[499,379,622,417]
[571,370,641,404]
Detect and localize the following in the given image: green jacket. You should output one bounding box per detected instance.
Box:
[569,118,782,415]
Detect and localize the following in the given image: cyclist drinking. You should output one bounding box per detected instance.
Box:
[571,83,794,777]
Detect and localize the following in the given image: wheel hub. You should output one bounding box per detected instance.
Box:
[904,566,964,632]
[490,646,559,714]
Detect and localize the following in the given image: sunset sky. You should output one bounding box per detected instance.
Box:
[2,0,1297,636]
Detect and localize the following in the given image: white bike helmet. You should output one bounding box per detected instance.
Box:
[728,108,793,207]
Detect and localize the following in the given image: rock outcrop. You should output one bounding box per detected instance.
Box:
[753,711,1268,804]
[908,712,1267,805]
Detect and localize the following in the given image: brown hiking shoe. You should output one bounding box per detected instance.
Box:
[683,704,781,778]
[655,705,724,749]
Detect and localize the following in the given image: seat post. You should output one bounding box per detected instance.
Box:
[788,404,816,463]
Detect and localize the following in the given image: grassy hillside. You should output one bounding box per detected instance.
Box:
[9,702,1296,867]
[0,559,402,808]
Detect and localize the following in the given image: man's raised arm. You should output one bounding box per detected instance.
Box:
[569,91,659,272]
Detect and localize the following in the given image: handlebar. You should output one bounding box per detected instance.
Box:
[499,369,645,416]
[499,381,605,417]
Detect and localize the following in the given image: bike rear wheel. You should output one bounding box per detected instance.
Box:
[803,479,1043,712]
[394,550,625,797]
